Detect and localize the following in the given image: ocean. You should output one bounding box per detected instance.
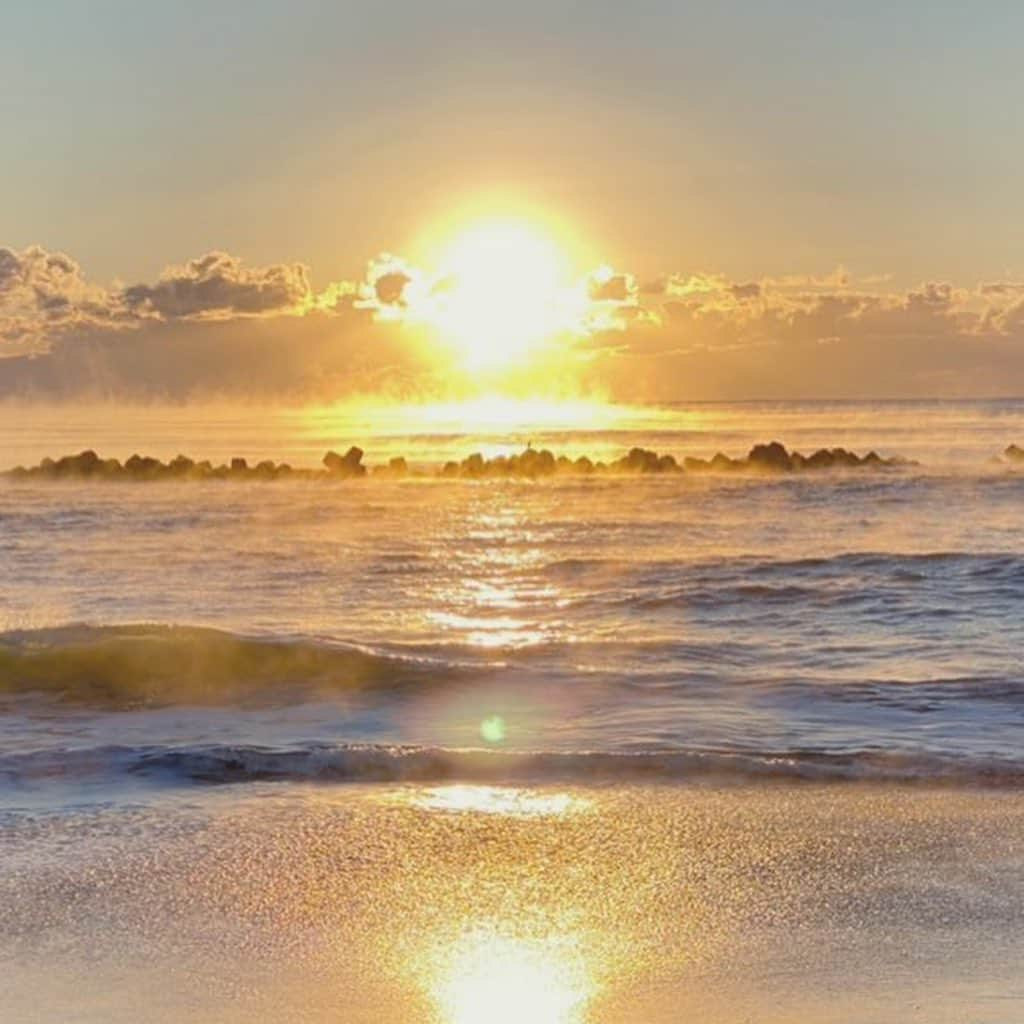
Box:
[3,398,1024,1022]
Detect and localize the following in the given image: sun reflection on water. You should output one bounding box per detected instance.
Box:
[412,784,589,817]
[427,502,566,648]
[433,929,594,1024]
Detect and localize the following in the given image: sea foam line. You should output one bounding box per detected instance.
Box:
[4,742,1023,790]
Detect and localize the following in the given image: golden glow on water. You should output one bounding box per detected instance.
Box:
[428,611,547,649]
[411,785,588,817]
[427,502,560,650]
[303,395,657,437]
[433,929,594,1024]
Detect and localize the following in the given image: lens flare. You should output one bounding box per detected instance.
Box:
[480,714,506,743]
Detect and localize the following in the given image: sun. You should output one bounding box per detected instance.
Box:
[430,219,577,373]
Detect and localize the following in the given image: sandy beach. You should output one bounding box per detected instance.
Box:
[4,779,1023,1023]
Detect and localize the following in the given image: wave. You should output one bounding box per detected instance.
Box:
[3,741,1024,789]
[0,624,478,706]
[541,550,1024,615]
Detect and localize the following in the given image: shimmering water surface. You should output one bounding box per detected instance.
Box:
[3,399,1024,777]
[3,398,1024,1021]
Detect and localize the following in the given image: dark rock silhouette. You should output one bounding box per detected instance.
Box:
[4,440,913,483]
[169,455,195,476]
[41,450,104,477]
[323,446,366,477]
[748,441,791,471]
[684,441,910,474]
[373,456,409,478]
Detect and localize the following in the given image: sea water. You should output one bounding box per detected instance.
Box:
[3,399,1024,1022]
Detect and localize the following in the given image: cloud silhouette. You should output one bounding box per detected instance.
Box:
[372,270,413,306]
[588,271,635,303]
[122,251,312,319]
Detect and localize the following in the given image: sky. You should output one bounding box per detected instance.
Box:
[2,1,1024,402]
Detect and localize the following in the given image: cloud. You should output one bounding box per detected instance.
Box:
[0,246,318,356]
[728,282,761,301]
[5,239,1024,401]
[121,251,312,319]
[354,255,429,318]
[0,245,126,351]
[980,281,1024,297]
[587,269,635,303]
[372,270,413,306]
[590,273,1024,399]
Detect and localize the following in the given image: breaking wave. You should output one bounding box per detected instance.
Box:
[0,624,477,706]
[4,740,1024,789]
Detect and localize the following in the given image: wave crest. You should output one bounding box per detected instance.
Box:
[5,741,1023,789]
[0,624,465,706]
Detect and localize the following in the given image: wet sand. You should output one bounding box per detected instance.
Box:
[3,781,1024,1023]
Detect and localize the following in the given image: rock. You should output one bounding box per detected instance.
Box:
[323,446,366,477]
[617,447,661,473]
[747,441,792,471]
[53,450,102,477]
[830,447,861,468]
[4,438,913,484]
[1005,444,1024,463]
[517,448,540,477]
[125,454,163,478]
[805,449,835,469]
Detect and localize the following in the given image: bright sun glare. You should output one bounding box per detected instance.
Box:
[432,219,576,373]
[435,932,591,1024]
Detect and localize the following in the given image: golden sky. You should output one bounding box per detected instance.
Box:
[2,3,1023,400]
